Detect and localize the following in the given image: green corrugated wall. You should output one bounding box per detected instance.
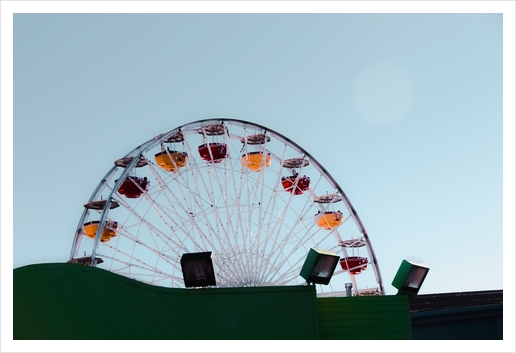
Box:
[317,295,413,339]
[14,263,319,339]
[13,263,412,340]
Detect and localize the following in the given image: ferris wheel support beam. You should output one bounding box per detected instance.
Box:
[70,132,161,261]
[90,154,148,266]
[339,192,385,295]
[69,164,118,261]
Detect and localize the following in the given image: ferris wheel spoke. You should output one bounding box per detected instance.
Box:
[145,162,212,252]
[112,225,182,272]
[252,146,289,264]
[256,187,314,276]
[182,150,251,282]
[261,210,337,284]
[210,166,241,252]
[201,177,243,269]
[230,146,262,284]
[99,241,173,274]
[219,166,253,283]
[166,173,223,254]
[110,191,189,255]
[146,163,193,219]
[98,251,184,287]
[245,171,265,270]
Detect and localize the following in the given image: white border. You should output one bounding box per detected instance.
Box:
[2,1,514,352]
[1,0,515,14]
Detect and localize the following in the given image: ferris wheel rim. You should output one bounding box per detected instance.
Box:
[70,117,384,295]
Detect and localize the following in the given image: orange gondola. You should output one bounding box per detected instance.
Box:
[155,150,188,172]
[242,151,271,172]
[83,220,119,243]
[316,211,343,230]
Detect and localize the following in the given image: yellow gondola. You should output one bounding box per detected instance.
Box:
[83,220,119,243]
[242,151,271,172]
[316,211,343,230]
[154,150,188,172]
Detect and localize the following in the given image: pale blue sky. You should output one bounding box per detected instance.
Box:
[3,1,515,351]
[2,1,516,349]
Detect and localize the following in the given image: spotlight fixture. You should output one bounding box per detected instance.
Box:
[300,248,340,285]
[180,251,216,288]
[392,259,429,296]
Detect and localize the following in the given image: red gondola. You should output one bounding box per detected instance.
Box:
[117,176,149,198]
[198,143,228,163]
[339,256,368,275]
[281,175,310,195]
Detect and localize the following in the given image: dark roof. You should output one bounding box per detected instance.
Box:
[409,289,503,313]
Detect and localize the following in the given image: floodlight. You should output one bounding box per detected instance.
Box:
[180,251,216,288]
[392,259,429,296]
[300,248,340,285]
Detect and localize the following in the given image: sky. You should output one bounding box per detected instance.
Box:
[2,1,515,351]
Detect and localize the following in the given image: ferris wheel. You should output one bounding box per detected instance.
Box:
[69,118,385,297]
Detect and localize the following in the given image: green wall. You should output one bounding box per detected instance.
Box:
[14,263,412,340]
[317,295,413,339]
[14,263,319,339]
